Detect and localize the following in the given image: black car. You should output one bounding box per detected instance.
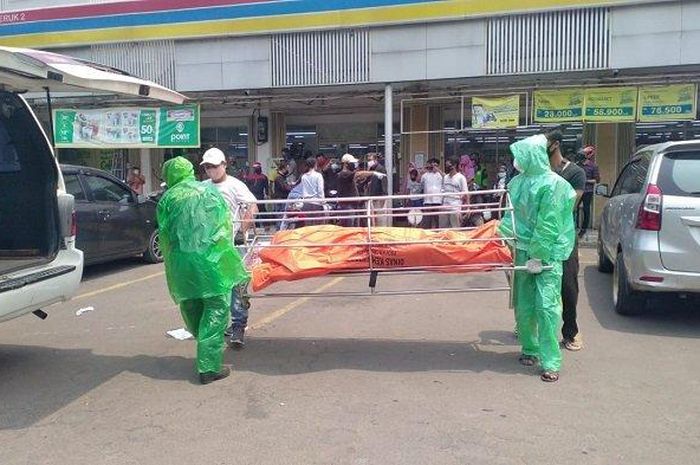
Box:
[60,164,162,265]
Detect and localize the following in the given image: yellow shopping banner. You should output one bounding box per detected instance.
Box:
[533,89,585,123]
[583,87,638,122]
[471,95,520,129]
[638,84,697,122]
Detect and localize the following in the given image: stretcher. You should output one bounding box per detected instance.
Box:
[232,189,525,300]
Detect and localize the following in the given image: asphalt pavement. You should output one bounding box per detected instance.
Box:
[1,249,699,465]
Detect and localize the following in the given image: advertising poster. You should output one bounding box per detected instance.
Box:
[533,89,585,123]
[583,87,638,122]
[53,104,200,148]
[637,84,697,122]
[471,95,520,129]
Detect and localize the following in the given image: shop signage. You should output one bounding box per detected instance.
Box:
[637,84,698,122]
[583,87,637,122]
[53,104,200,148]
[533,89,585,123]
[471,95,520,129]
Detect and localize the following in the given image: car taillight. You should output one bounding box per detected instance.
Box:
[71,210,77,237]
[636,184,662,231]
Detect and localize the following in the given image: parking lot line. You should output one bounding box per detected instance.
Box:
[74,271,165,300]
[249,277,345,330]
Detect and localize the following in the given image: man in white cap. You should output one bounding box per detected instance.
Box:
[201,147,257,349]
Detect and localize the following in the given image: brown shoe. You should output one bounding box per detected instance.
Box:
[563,334,583,352]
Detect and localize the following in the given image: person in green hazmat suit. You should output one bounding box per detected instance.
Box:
[157,156,249,385]
[498,135,576,383]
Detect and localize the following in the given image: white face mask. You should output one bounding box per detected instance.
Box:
[497,171,506,179]
[368,160,377,168]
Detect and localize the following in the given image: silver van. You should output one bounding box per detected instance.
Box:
[0,46,185,323]
[597,141,700,315]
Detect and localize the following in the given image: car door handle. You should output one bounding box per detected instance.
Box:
[681,216,700,227]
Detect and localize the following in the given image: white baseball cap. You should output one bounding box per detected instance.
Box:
[341,153,358,164]
[200,147,226,166]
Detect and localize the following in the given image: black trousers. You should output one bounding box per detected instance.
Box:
[561,239,580,341]
[577,191,593,231]
[421,203,441,229]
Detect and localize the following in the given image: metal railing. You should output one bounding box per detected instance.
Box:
[229,189,536,302]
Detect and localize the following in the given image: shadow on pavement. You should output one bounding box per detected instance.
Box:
[231,336,527,377]
[0,344,193,431]
[81,257,159,282]
[0,333,529,430]
[584,266,700,338]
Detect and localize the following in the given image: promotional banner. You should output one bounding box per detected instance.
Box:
[471,95,520,129]
[53,104,200,148]
[637,84,698,122]
[583,87,637,122]
[533,89,585,123]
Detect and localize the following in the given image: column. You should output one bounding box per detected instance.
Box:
[385,84,394,200]
[139,148,153,194]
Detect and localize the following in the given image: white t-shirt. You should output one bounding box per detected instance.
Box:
[301,169,325,200]
[421,171,443,204]
[204,176,256,234]
[442,172,469,207]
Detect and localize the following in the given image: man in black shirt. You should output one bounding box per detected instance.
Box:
[546,130,586,352]
[316,153,338,197]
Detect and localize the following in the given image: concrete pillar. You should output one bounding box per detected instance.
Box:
[250,110,286,175]
[139,148,153,194]
[253,109,273,173]
[407,104,429,168]
[384,84,394,200]
[585,122,636,229]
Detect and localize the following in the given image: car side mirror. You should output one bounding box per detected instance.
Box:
[595,183,610,197]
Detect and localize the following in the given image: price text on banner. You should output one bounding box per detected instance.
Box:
[471,95,520,129]
[53,105,200,148]
[637,84,698,122]
[583,87,638,122]
[533,89,585,123]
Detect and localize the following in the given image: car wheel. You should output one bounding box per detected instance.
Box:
[597,238,614,273]
[613,252,644,316]
[143,229,163,263]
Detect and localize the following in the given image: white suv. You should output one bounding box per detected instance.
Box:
[0,46,185,323]
[597,141,700,315]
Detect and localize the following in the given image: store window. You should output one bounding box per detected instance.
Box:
[286,125,317,159]
[200,124,249,178]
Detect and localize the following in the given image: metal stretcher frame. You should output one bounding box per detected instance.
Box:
[233,189,535,301]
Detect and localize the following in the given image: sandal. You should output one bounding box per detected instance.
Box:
[518,355,538,367]
[540,371,559,383]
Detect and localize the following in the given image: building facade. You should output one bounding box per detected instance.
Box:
[2,0,699,224]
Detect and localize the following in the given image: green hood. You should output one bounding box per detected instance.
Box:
[162,156,195,188]
[511,134,551,176]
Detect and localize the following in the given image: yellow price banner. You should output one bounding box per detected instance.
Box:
[583,87,638,122]
[533,89,585,123]
[471,95,520,129]
[638,84,697,122]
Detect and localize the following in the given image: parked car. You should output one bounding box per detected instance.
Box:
[0,45,185,324]
[597,141,700,315]
[61,165,162,265]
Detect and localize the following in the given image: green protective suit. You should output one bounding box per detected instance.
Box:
[498,135,576,372]
[157,156,249,374]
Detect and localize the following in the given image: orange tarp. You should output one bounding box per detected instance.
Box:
[251,221,512,291]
